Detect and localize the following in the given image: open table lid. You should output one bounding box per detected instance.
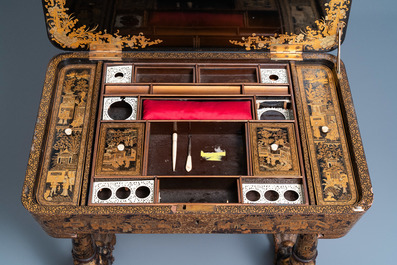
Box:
[42,0,351,52]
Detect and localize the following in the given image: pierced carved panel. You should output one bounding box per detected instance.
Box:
[250,123,300,176]
[296,65,357,204]
[95,123,145,176]
[91,180,154,204]
[242,183,304,204]
[102,97,137,121]
[260,69,288,84]
[105,66,133,83]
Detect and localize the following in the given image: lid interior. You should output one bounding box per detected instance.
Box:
[43,0,351,51]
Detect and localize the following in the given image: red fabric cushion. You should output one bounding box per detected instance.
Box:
[142,100,252,120]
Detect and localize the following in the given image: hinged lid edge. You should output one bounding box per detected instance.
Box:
[42,0,351,52]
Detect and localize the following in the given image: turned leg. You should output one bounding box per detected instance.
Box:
[72,234,116,265]
[290,234,318,265]
[72,234,97,265]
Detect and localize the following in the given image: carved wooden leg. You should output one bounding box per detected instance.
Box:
[290,234,318,265]
[93,234,116,265]
[72,234,116,265]
[72,234,97,265]
[274,234,297,265]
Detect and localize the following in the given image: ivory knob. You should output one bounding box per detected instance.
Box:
[321,126,329,133]
[65,128,72,135]
[117,144,125,151]
[271,144,279,151]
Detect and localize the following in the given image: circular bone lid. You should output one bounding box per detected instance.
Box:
[117,144,125,151]
[271,143,279,151]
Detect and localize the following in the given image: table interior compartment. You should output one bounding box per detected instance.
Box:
[135,67,194,83]
[199,68,258,83]
[147,122,248,176]
[159,177,239,203]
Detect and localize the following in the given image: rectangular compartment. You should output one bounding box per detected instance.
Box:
[135,67,194,83]
[152,85,241,95]
[147,122,248,176]
[141,99,252,120]
[244,86,289,95]
[105,85,150,94]
[91,179,155,204]
[199,68,258,83]
[241,178,305,205]
[159,178,239,203]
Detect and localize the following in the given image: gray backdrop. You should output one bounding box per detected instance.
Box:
[1,1,396,264]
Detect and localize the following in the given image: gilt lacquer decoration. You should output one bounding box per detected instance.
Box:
[44,0,162,50]
[230,0,350,51]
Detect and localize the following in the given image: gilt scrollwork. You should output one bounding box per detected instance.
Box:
[230,0,350,51]
[44,0,162,50]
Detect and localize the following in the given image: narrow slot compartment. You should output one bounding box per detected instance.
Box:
[147,122,248,176]
[135,67,194,83]
[244,85,289,95]
[105,85,150,95]
[200,68,257,83]
[152,85,241,95]
[159,178,239,203]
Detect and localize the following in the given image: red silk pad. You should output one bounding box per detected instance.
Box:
[142,100,252,120]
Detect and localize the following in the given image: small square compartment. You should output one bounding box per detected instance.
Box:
[102,97,138,120]
[135,67,194,83]
[147,122,248,176]
[159,178,239,203]
[260,68,288,84]
[106,65,133,83]
[256,96,293,120]
[199,68,258,83]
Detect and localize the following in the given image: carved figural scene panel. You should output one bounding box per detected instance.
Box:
[95,123,144,176]
[36,64,97,205]
[250,123,300,176]
[296,65,357,205]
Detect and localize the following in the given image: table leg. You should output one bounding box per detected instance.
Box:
[72,234,116,265]
[93,234,117,265]
[290,234,318,265]
[72,234,97,265]
[274,234,297,265]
